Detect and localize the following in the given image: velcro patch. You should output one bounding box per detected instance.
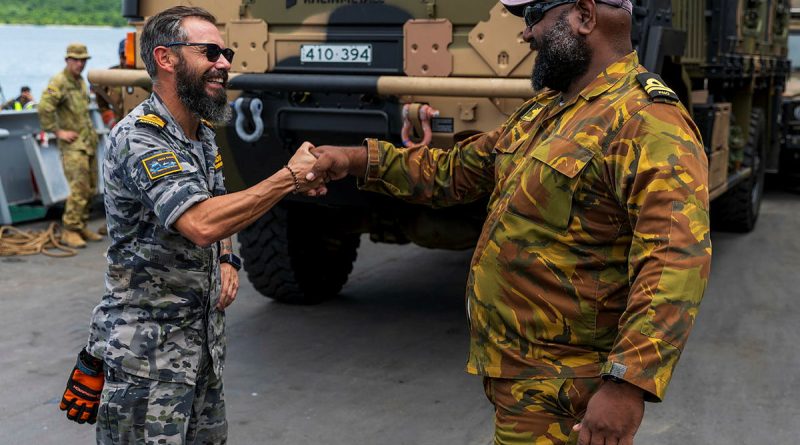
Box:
[142,151,182,181]
[214,154,223,169]
[636,73,680,103]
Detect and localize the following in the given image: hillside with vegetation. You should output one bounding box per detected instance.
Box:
[0,0,127,27]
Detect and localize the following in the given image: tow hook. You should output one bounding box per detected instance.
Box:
[401,103,440,148]
[234,97,264,143]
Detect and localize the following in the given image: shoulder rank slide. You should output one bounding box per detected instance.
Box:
[214,154,223,170]
[135,113,167,130]
[636,73,680,104]
[142,151,183,181]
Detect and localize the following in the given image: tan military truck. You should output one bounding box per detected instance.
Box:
[91,0,792,303]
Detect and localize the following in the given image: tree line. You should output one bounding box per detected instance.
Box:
[0,0,127,27]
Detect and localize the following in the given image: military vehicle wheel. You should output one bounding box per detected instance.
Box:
[712,109,766,232]
[238,204,360,304]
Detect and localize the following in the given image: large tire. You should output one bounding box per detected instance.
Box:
[238,204,360,304]
[711,109,766,232]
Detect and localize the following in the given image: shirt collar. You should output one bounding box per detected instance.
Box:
[579,51,640,101]
[145,93,215,146]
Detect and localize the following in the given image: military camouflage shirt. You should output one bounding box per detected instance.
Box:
[38,68,98,154]
[87,93,226,384]
[361,52,711,402]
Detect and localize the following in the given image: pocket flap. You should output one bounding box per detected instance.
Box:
[530,141,595,178]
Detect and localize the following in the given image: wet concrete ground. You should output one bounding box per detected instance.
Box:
[1,190,798,444]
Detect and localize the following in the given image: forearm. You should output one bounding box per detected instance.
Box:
[175,168,295,247]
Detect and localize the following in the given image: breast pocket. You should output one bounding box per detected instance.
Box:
[506,141,595,233]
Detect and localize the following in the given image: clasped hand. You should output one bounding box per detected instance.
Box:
[286,142,355,197]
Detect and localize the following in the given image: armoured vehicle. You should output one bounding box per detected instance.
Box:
[90,0,792,304]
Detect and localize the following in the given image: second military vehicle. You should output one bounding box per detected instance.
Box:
[91,0,792,304]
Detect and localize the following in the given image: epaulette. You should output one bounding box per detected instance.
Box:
[135,113,167,131]
[636,73,680,104]
[200,119,215,130]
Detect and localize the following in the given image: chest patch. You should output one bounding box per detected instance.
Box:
[214,154,223,170]
[142,151,183,181]
[636,73,680,103]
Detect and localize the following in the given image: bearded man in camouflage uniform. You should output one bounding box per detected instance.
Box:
[57,6,323,444]
[309,1,712,444]
[38,43,102,248]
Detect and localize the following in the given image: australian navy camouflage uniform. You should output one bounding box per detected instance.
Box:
[87,93,228,444]
[38,68,99,232]
[360,52,711,444]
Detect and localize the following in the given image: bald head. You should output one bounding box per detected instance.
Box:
[594,2,633,54]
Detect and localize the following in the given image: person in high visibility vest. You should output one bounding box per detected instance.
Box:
[1,86,35,110]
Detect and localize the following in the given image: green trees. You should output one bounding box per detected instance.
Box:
[0,0,127,27]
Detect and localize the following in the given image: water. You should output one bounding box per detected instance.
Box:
[0,24,132,105]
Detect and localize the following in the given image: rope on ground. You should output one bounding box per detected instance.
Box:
[0,223,78,257]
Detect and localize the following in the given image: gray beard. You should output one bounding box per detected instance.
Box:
[176,58,232,124]
[531,12,593,93]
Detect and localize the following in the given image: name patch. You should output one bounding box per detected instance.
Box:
[142,152,183,181]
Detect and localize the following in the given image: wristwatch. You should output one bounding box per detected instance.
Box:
[219,253,242,271]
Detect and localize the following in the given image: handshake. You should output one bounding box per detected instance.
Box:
[284,142,368,196]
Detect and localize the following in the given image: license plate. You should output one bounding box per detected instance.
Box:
[300,44,372,64]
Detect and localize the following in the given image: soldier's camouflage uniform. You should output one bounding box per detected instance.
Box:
[87,93,227,444]
[361,52,711,444]
[38,68,99,231]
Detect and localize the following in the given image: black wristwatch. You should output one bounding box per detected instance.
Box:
[219,253,242,271]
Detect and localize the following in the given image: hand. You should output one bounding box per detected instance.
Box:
[287,142,326,195]
[55,129,79,144]
[573,381,645,445]
[217,262,239,310]
[60,349,104,425]
[307,145,361,183]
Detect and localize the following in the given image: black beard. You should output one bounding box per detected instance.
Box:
[176,56,232,124]
[530,12,593,93]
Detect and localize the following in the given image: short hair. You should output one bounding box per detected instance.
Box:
[139,6,217,79]
[21,86,30,93]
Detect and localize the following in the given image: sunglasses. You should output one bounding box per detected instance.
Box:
[165,42,235,63]
[523,0,578,28]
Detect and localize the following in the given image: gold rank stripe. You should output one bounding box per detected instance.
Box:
[137,114,166,128]
[214,154,223,169]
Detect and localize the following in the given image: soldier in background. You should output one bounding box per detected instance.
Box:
[308,1,712,444]
[93,39,126,130]
[38,43,102,248]
[57,6,322,443]
[2,86,35,110]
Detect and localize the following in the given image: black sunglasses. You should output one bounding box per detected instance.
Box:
[523,0,578,28]
[165,42,235,63]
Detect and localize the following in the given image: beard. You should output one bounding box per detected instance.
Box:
[175,56,232,124]
[530,12,593,92]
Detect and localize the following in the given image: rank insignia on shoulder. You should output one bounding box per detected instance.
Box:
[135,114,167,130]
[214,154,223,170]
[142,151,183,181]
[636,73,680,104]
[201,119,215,130]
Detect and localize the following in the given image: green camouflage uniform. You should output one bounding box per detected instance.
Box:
[38,68,99,231]
[361,52,711,444]
[87,93,227,444]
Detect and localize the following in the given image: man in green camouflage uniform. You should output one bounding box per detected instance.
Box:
[38,43,102,248]
[57,6,323,444]
[309,1,711,444]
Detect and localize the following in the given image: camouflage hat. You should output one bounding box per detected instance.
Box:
[66,43,91,60]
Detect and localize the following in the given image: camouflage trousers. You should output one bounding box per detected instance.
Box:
[483,377,602,445]
[61,149,97,231]
[96,355,227,445]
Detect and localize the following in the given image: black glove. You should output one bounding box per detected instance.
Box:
[59,348,104,424]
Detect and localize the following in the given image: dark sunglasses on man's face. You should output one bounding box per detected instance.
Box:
[165,42,235,63]
[523,0,578,28]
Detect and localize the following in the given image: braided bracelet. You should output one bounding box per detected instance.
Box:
[284,165,300,194]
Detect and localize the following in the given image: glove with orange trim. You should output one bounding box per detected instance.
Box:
[59,349,104,424]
